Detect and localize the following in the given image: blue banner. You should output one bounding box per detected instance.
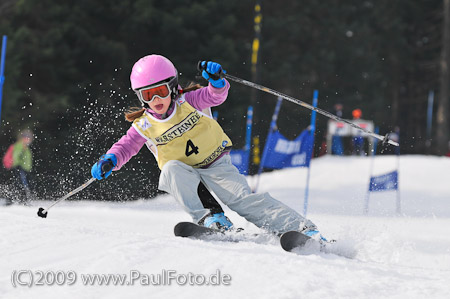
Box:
[230,149,250,175]
[261,129,313,169]
[369,170,398,192]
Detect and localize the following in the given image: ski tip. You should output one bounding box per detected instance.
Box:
[174,222,196,237]
[280,231,311,252]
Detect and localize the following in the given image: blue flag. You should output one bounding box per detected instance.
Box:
[369,171,398,192]
[230,149,250,175]
[261,129,313,169]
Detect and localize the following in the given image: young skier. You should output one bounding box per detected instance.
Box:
[91,54,320,237]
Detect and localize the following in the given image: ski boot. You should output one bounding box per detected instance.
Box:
[199,212,234,231]
[302,226,336,248]
[303,229,329,243]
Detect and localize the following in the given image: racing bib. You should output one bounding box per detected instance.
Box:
[133,97,232,169]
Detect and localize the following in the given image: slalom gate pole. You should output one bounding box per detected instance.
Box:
[364,127,379,215]
[303,90,318,216]
[243,105,253,175]
[37,163,113,218]
[0,35,7,125]
[197,62,399,147]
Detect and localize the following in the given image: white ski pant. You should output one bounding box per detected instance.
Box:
[158,155,316,234]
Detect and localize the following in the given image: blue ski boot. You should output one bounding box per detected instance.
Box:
[303,229,329,243]
[201,212,234,231]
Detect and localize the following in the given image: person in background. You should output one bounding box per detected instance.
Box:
[2,129,34,204]
[351,109,365,156]
[331,104,344,156]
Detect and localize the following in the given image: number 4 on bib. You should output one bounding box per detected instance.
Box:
[185,139,199,157]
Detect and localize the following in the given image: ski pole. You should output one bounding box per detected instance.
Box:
[197,62,399,147]
[37,163,113,218]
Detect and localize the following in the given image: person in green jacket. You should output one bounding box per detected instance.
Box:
[11,129,34,203]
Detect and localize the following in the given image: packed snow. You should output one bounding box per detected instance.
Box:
[1,155,449,298]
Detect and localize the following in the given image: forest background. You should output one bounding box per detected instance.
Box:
[0,0,448,200]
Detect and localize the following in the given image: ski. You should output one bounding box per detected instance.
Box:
[175,222,335,253]
[280,230,336,252]
[174,221,275,245]
[280,231,312,252]
[174,221,224,238]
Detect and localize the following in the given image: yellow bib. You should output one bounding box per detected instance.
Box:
[132,96,232,169]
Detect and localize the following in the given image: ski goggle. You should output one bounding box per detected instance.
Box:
[135,82,171,104]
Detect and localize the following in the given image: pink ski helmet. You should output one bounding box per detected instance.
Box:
[130,54,179,98]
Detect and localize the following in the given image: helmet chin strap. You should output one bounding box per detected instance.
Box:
[161,100,175,119]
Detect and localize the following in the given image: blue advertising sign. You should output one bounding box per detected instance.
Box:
[230,149,250,175]
[369,170,399,192]
[261,129,313,169]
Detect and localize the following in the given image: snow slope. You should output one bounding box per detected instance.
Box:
[1,155,449,299]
